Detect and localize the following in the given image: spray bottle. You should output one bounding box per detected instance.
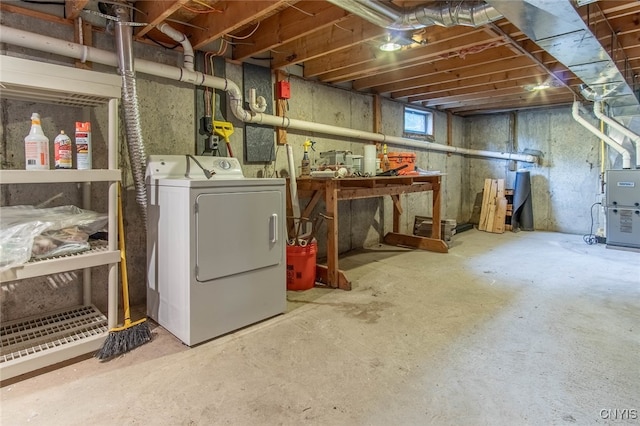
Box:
[24,112,50,170]
[301,139,314,177]
[382,143,390,171]
[54,130,73,169]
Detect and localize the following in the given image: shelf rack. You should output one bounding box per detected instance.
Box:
[0,55,121,381]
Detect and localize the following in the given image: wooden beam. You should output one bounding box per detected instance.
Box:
[373,94,382,133]
[65,0,89,19]
[352,45,519,91]
[275,70,287,146]
[314,265,351,290]
[271,16,384,68]
[316,32,504,84]
[1,3,68,25]
[73,17,92,70]
[134,0,190,39]
[399,67,564,101]
[190,1,290,51]
[387,57,544,98]
[233,2,349,61]
[306,25,484,79]
[383,233,448,253]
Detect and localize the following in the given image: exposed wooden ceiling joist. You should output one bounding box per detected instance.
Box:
[12,0,640,116]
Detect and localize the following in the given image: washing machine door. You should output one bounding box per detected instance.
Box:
[195,190,283,282]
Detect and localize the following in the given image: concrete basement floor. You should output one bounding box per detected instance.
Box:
[1,230,639,425]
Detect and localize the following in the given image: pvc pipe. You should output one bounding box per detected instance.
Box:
[249,88,267,113]
[0,25,538,163]
[286,144,301,230]
[572,101,631,169]
[157,23,194,72]
[594,101,640,169]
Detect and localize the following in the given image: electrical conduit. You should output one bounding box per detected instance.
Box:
[572,101,631,169]
[0,25,537,163]
[593,101,640,169]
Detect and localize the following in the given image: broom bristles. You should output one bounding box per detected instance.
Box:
[95,320,152,360]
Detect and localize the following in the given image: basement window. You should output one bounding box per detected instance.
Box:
[403,106,433,140]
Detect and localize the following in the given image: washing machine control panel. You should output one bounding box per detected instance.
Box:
[147,155,244,180]
[217,159,233,170]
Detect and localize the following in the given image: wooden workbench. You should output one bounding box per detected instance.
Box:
[287,175,448,290]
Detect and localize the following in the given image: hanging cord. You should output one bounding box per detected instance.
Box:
[583,202,602,245]
[185,154,214,179]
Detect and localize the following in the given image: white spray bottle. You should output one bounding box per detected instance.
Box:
[24,112,50,170]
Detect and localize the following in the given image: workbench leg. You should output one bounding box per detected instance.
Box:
[432,179,442,240]
[325,180,339,288]
[391,194,402,233]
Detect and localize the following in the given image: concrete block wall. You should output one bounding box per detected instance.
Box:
[464,108,605,234]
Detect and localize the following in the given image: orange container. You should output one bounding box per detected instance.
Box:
[286,241,317,290]
[385,152,418,175]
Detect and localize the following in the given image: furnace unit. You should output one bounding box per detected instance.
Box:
[606,169,640,249]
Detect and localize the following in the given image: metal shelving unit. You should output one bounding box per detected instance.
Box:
[0,55,121,381]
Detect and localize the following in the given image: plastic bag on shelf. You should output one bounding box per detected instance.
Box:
[0,205,108,271]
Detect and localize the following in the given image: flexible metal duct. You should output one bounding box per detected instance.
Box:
[114,5,148,224]
[326,0,503,30]
[0,25,538,163]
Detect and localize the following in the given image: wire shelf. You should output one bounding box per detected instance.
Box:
[0,305,107,363]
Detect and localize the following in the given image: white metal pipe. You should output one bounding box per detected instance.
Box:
[572,101,631,169]
[594,101,640,169]
[157,23,194,72]
[0,25,538,163]
[286,144,301,232]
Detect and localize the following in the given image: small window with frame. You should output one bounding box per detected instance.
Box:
[403,106,434,140]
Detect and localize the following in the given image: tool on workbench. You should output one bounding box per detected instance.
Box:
[377,164,408,176]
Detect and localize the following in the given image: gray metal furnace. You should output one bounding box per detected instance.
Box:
[606,169,640,249]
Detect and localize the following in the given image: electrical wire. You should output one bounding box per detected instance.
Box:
[289,4,315,17]
[144,35,181,50]
[225,22,260,39]
[182,4,221,14]
[583,202,602,245]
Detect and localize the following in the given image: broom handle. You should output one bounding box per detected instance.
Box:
[117,183,132,325]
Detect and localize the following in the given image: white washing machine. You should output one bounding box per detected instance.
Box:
[146,155,286,346]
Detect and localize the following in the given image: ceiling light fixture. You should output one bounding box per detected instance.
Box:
[379,40,402,52]
[378,31,425,52]
[523,81,555,92]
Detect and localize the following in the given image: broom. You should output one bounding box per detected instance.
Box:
[96,184,152,360]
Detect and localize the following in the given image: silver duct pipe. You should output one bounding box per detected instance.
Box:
[486,0,640,119]
[325,0,503,30]
[572,101,631,169]
[594,102,640,169]
[0,25,538,163]
[408,2,503,28]
[114,6,148,224]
